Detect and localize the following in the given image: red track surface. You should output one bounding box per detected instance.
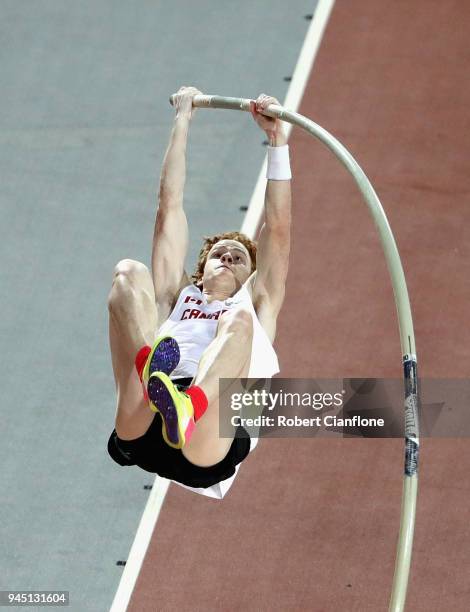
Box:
[129,2,470,610]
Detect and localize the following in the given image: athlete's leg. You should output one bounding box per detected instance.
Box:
[181,308,253,467]
[108,259,158,440]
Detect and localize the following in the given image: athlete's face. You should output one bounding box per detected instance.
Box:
[202,240,253,291]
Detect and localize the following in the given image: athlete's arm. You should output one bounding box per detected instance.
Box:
[152,87,200,319]
[248,96,292,334]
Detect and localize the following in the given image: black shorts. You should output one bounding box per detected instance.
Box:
[107,378,251,489]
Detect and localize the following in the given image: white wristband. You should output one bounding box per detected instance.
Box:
[266,144,292,180]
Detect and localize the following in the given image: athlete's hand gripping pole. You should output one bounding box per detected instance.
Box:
[169,93,285,120]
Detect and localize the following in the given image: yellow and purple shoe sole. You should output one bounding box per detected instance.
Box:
[141,336,180,400]
[147,371,195,449]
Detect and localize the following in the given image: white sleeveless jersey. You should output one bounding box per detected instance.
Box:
[157,284,280,379]
[157,283,277,499]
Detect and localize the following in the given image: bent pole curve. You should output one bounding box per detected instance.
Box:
[170,93,419,612]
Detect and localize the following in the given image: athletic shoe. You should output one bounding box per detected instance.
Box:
[140,337,180,401]
[147,371,195,449]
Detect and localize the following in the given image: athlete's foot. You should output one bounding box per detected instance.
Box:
[147,372,208,449]
[135,336,180,400]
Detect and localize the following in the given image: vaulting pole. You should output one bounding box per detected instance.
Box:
[170,94,419,611]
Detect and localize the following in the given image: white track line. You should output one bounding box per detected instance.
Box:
[109,2,335,610]
[109,477,170,612]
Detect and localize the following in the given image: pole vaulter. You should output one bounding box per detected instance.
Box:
[168,93,420,612]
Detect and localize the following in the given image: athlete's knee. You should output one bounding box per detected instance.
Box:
[112,259,149,284]
[108,260,148,312]
[218,308,253,339]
